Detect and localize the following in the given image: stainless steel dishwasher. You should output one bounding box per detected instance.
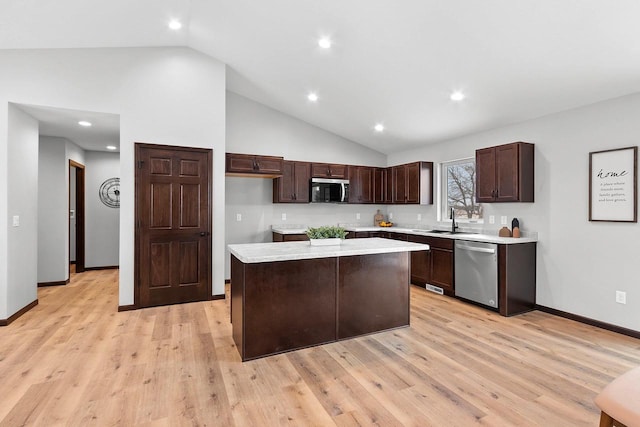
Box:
[454,240,498,308]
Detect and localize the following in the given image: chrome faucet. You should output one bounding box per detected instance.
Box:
[450,207,458,233]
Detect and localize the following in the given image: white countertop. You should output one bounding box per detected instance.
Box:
[346,226,538,244]
[271,225,537,244]
[229,237,429,263]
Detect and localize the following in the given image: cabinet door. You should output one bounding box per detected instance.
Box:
[293,162,311,202]
[392,165,406,203]
[226,153,257,174]
[358,167,374,203]
[406,162,421,204]
[374,168,393,204]
[430,247,453,293]
[227,153,283,176]
[408,235,430,286]
[311,163,347,178]
[348,166,362,203]
[495,144,519,202]
[475,147,496,202]
[255,156,284,175]
[274,161,296,202]
[328,164,347,178]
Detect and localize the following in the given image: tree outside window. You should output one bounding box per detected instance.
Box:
[443,159,483,221]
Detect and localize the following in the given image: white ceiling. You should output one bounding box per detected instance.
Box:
[3,0,640,154]
[17,104,120,152]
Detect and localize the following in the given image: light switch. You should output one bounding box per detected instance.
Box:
[356,213,361,220]
[236,213,242,222]
[500,216,508,225]
[389,212,394,220]
[281,213,287,221]
[417,213,422,221]
[12,215,19,227]
[489,215,495,224]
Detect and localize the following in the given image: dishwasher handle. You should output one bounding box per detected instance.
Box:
[456,244,496,254]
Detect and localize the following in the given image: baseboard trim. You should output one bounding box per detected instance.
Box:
[211,294,225,301]
[38,279,71,287]
[0,299,39,326]
[535,304,640,339]
[118,304,137,312]
[85,266,119,271]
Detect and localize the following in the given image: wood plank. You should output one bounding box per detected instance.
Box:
[0,269,638,426]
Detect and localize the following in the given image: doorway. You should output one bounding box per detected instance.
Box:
[135,143,212,308]
[69,160,85,274]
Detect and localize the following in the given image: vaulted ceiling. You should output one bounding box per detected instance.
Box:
[3,0,640,153]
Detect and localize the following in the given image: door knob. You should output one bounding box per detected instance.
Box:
[200,232,210,237]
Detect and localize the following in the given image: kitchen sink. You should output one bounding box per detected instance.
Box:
[412,229,478,235]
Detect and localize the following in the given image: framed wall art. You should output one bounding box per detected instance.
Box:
[589,146,637,222]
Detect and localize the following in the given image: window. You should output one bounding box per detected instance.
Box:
[441,158,483,222]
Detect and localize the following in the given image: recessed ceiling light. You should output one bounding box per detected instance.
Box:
[169,20,182,30]
[374,123,384,132]
[78,121,92,127]
[318,37,332,49]
[307,92,319,102]
[106,145,117,150]
[450,91,466,101]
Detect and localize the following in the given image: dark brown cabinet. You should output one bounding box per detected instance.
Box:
[374,167,393,204]
[391,162,433,204]
[272,232,309,242]
[476,142,534,203]
[407,235,454,296]
[429,238,454,295]
[348,166,374,204]
[408,235,430,286]
[311,163,347,178]
[226,153,284,177]
[273,161,311,203]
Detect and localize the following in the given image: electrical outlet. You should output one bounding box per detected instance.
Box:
[236,213,242,222]
[616,291,627,304]
[356,213,361,220]
[281,213,287,221]
[500,216,508,225]
[417,213,422,221]
[389,212,393,220]
[12,215,19,227]
[489,215,495,224]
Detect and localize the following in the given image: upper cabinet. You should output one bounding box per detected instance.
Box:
[311,163,347,179]
[273,161,311,203]
[392,162,433,204]
[348,166,374,204]
[226,153,284,177]
[476,142,534,203]
[374,167,393,204]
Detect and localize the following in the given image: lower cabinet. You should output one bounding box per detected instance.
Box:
[272,232,309,242]
[408,235,454,296]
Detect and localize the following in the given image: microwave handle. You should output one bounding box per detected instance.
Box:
[341,183,347,202]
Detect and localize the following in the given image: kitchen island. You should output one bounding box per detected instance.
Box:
[228,238,428,361]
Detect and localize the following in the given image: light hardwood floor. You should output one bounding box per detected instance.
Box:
[1,269,638,426]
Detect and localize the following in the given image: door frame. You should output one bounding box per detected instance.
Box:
[134,142,213,308]
[69,160,86,274]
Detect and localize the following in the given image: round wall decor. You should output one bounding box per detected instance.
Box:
[99,177,120,208]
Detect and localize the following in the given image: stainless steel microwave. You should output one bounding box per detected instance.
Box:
[310,178,349,203]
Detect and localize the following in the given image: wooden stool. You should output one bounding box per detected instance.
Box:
[594,366,640,427]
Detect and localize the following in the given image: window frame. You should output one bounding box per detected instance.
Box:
[439,157,483,224]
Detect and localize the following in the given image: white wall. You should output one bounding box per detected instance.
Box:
[0,47,226,314]
[37,136,69,283]
[225,92,388,278]
[85,151,120,268]
[388,92,640,332]
[4,104,39,318]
